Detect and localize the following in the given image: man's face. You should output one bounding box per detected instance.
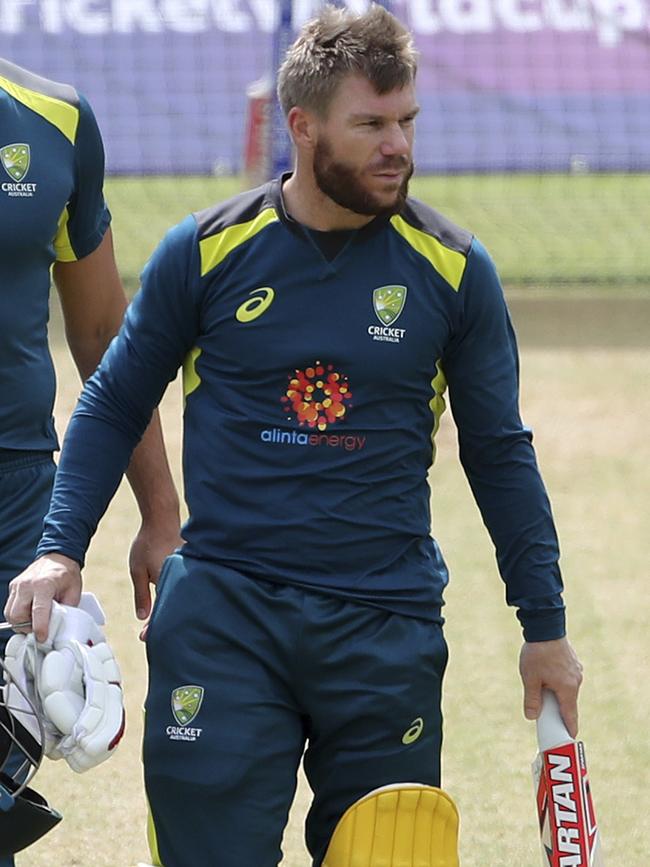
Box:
[311,74,418,217]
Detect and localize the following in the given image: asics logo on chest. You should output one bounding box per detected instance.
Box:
[235,287,275,322]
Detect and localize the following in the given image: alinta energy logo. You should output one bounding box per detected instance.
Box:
[1,143,36,198]
[260,361,366,452]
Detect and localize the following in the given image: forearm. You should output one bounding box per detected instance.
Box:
[64,313,125,381]
[125,409,180,528]
[37,413,136,565]
[460,433,565,640]
[55,244,179,534]
[65,320,180,533]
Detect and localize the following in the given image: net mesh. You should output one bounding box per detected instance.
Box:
[2,0,649,287]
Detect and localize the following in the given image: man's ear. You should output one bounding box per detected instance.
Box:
[287,105,319,151]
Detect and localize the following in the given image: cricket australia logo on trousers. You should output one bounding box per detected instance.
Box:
[166,685,204,742]
[1,143,36,197]
[368,285,407,343]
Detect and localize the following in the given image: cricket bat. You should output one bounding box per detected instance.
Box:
[532,689,604,866]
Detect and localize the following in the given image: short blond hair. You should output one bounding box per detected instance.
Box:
[277,3,417,117]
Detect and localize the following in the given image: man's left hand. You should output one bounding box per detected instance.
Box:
[128,517,182,622]
[519,637,583,738]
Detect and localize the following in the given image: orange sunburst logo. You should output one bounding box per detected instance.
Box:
[281,362,352,431]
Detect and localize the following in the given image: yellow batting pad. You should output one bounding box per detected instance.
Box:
[323,783,459,867]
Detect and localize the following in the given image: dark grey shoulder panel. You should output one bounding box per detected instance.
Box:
[194,183,275,241]
[0,57,78,107]
[401,197,473,256]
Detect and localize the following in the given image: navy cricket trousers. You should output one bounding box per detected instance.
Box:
[144,554,448,867]
[0,451,55,867]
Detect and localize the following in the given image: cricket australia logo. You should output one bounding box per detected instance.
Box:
[1,143,36,197]
[1,143,29,180]
[166,685,204,742]
[368,285,407,344]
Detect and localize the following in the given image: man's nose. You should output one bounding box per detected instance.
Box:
[380,123,411,157]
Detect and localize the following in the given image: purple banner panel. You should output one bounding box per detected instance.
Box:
[1,0,649,173]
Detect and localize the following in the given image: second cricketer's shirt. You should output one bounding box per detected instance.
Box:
[39,177,565,640]
[0,58,110,451]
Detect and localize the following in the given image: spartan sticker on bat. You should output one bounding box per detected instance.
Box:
[534,739,603,866]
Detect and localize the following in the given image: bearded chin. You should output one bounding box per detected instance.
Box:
[313,140,413,217]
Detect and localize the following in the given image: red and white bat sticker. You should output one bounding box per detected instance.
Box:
[535,740,600,866]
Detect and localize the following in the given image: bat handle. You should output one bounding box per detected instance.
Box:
[0,620,32,631]
[536,688,573,751]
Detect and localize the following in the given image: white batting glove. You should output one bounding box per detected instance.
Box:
[40,637,125,772]
[3,632,59,755]
[2,593,125,773]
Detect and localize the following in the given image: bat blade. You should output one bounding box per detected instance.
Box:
[532,691,605,866]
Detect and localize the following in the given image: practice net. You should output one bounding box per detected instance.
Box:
[2,0,650,287]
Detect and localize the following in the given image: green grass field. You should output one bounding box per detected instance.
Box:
[16,299,648,866]
[106,173,650,291]
[12,174,650,865]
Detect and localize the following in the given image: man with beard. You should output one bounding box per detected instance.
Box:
[5,5,583,866]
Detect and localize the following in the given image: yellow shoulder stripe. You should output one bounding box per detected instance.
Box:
[390,215,466,291]
[0,74,78,144]
[199,208,279,277]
